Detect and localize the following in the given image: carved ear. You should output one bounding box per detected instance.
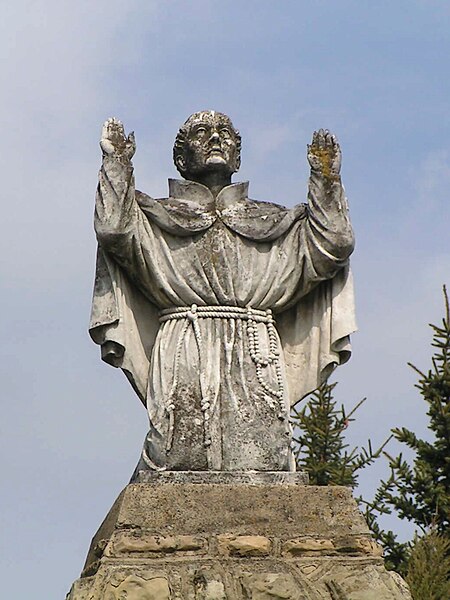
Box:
[175,155,186,173]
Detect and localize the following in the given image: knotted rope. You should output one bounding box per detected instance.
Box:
[159,304,287,452]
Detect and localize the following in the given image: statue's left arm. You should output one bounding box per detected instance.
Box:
[277,130,356,404]
[300,129,354,291]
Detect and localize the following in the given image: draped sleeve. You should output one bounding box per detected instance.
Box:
[277,266,357,406]
[90,156,160,403]
[276,170,357,406]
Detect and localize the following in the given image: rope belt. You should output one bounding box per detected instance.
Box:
[158,304,286,453]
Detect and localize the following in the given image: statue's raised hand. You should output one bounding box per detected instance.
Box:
[307,129,341,178]
[100,117,136,161]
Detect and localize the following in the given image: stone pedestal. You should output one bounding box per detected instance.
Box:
[66,473,411,599]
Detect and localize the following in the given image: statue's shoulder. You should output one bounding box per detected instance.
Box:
[245,196,307,215]
[134,187,307,240]
[221,196,307,241]
[135,189,215,236]
[136,190,157,208]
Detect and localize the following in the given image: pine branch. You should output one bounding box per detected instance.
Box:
[293,382,387,488]
[366,285,450,578]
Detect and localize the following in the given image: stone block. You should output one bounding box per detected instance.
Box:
[102,574,170,600]
[108,532,205,555]
[283,537,335,555]
[240,572,305,600]
[335,535,384,557]
[217,535,271,557]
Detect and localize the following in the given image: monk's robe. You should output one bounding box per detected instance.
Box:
[90,155,356,472]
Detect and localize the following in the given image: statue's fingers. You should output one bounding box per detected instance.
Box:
[109,117,123,132]
[107,117,118,131]
[324,130,333,146]
[126,132,136,157]
[333,135,341,153]
[107,119,118,135]
[100,139,115,154]
[101,121,110,139]
[317,129,325,147]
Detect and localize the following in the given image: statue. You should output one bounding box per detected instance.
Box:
[89,111,356,474]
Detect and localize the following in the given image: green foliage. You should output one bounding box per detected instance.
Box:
[291,381,389,487]
[362,286,450,576]
[406,530,450,600]
[359,486,410,574]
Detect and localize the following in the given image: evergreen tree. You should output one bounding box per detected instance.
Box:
[405,530,450,600]
[362,286,450,577]
[291,381,388,487]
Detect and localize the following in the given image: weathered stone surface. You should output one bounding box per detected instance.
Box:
[217,535,271,557]
[335,535,384,557]
[283,535,383,557]
[239,572,307,599]
[133,470,309,486]
[66,578,91,600]
[283,537,335,555]
[66,482,412,599]
[84,481,367,568]
[189,569,228,600]
[108,532,205,555]
[103,574,170,600]
[303,562,413,600]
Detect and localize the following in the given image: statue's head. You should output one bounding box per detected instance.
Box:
[173,111,241,181]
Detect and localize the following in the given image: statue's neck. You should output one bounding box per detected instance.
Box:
[185,172,232,198]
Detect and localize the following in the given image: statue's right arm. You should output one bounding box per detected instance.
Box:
[94,118,142,260]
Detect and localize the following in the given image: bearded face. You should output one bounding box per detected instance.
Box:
[173,111,241,179]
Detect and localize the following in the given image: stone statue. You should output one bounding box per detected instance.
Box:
[89,111,356,474]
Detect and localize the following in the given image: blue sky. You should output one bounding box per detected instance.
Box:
[1,2,450,597]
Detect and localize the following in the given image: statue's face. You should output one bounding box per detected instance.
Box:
[175,111,240,179]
